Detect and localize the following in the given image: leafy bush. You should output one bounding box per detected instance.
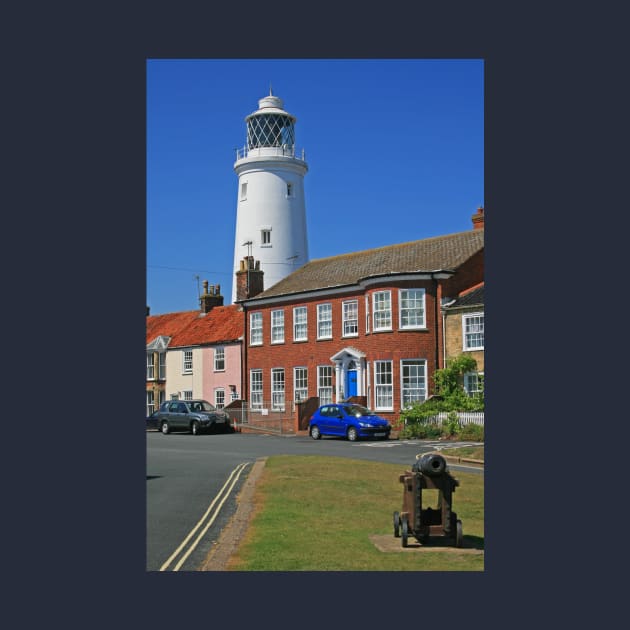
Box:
[444,411,461,437]
[399,420,443,440]
[397,354,484,441]
[458,422,484,441]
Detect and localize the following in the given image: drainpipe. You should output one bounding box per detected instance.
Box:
[442,298,456,369]
[241,304,248,405]
[434,279,441,373]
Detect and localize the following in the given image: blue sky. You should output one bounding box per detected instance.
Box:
[147,59,484,315]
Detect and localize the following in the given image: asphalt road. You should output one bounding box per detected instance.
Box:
[146,431,483,571]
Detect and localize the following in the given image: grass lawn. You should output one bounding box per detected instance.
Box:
[226,455,484,571]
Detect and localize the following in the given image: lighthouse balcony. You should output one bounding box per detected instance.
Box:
[235,146,306,162]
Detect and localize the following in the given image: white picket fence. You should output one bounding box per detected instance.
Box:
[424,411,484,426]
[441,411,483,426]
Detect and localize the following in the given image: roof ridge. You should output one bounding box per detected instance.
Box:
[306,229,482,265]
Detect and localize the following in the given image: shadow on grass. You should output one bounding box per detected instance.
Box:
[405,535,484,550]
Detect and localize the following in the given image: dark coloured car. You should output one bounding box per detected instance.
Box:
[146,411,160,431]
[153,399,232,435]
[308,403,391,441]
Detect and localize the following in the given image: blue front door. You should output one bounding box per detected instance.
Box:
[346,370,357,398]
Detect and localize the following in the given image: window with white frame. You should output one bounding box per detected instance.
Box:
[373,291,392,331]
[463,313,484,350]
[318,365,333,405]
[214,347,225,371]
[261,229,271,245]
[294,367,308,402]
[159,390,165,407]
[464,372,484,398]
[250,369,263,410]
[183,350,193,374]
[271,368,285,411]
[250,312,263,345]
[401,359,427,406]
[271,309,285,343]
[146,352,155,380]
[182,390,193,401]
[374,360,393,410]
[342,300,358,336]
[158,352,166,379]
[215,388,225,408]
[293,306,307,341]
[146,390,155,416]
[399,289,426,329]
[317,303,332,339]
[365,295,370,333]
[230,389,238,402]
[240,181,247,200]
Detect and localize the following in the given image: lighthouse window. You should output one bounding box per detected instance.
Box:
[240,182,247,200]
[261,229,271,245]
[286,182,293,197]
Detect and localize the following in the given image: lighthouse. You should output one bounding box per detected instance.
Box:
[231,90,309,302]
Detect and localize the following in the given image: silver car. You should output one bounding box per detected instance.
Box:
[154,399,232,435]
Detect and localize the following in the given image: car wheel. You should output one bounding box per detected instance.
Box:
[401,514,409,548]
[347,426,358,441]
[160,421,170,435]
[310,425,321,440]
[393,511,400,538]
[191,420,200,435]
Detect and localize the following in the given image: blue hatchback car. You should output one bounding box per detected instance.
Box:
[308,403,391,441]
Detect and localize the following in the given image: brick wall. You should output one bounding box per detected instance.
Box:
[244,280,442,426]
[243,255,483,429]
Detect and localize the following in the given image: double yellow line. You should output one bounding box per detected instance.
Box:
[160,462,251,571]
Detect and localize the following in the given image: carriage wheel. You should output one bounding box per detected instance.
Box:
[393,511,400,537]
[401,514,409,548]
[455,519,463,548]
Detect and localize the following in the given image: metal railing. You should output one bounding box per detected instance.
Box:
[225,400,297,435]
[235,146,306,161]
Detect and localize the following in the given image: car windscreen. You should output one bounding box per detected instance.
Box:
[198,401,216,411]
[344,405,371,417]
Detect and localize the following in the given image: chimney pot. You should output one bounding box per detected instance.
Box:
[472,206,485,230]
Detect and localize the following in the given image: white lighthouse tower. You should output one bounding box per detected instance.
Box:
[231,90,309,302]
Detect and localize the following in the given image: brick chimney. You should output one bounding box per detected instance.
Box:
[235,256,264,301]
[199,280,224,313]
[472,206,484,230]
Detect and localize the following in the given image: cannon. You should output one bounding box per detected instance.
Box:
[393,453,463,548]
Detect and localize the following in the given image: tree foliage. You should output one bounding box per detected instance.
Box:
[398,354,484,439]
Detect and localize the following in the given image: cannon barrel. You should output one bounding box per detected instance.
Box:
[414,453,448,476]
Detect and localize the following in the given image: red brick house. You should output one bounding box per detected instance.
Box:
[238,211,484,430]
